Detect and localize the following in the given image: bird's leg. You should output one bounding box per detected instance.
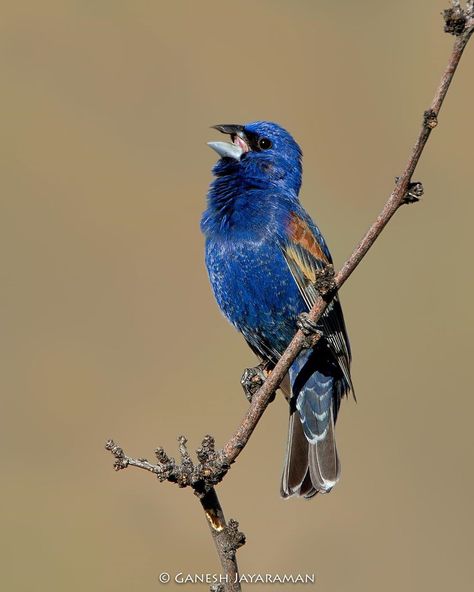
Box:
[240,362,270,403]
[395,176,424,204]
[297,312,323,349]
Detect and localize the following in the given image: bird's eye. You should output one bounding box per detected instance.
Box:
[258,137,272,150]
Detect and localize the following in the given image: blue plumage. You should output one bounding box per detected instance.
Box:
[201,122,353,498]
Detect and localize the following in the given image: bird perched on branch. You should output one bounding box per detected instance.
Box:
[201,122,353,498]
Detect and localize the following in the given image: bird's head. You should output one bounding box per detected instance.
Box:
[208,121,302,194]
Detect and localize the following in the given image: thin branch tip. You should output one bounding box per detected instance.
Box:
[444,1,474,36]
[105,439,129,471]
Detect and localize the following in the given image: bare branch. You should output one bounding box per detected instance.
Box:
[221,3,474,466]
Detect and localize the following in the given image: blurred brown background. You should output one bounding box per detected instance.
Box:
[1,1,473,591]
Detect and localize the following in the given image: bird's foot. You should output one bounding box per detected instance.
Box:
[240,363,268,402]
[396,176,424,204]
[297,312,323,348]
[314,264,336,297]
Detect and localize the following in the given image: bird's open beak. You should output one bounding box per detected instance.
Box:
[208,124,250,160]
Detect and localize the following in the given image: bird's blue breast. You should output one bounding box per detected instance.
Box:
[201,160,314,359]
[204,232,306,357]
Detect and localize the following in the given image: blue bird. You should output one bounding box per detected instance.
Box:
[201,122,353,498]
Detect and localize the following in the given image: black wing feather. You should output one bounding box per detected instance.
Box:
[282,242,354,397]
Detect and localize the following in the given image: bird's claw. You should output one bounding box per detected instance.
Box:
[297,313,323,348]
[240,363,267,402]
[396,176,424,204]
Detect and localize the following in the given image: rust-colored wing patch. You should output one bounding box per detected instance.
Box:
[287,213,330,264]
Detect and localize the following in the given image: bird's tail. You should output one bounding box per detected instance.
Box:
[280,350,342,499]
[280,406,340,499]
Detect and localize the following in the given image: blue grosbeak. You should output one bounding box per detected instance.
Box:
[201,122,353,498]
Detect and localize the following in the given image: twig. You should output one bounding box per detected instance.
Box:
[105,4,474,590]
[221,2,474,465]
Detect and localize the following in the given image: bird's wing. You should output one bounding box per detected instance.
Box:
[240,326,282,366]
[282,212,353,395]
